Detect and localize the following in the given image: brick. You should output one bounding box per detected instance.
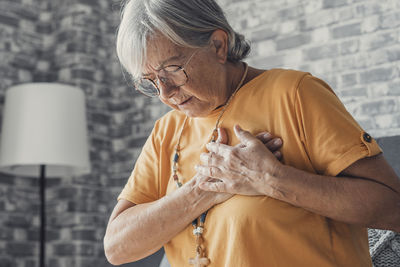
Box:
[47,258,62,267]
[0,258,14,267]
[341,73,358,87]
[0,14,19,27]
[375,114,398,129]
[71,68,94,80]
[0,228,13,240]
[358,99,397,116]
[304,44,338,61]
[23,259,36,267]
[278,5,305,19]
[251,54,285,69]
[298,10,335,31]
[358,117,376,130]
[106,177,128,187]
[32,71,57,82]
[335,6,354,21]
[388,81,400,96]
[13,228,27,241]
[36,22,53,34]
[332,23,361,39]
[53,243,76,256]
[360,68,393,84]
[72,174,104,187]
[361,15,379,33]
[311,27,330,43]
[380,12,400,29]
[340,39,359,55]
[6,242,35,256]
[386,48,400,62]
[46,178,62,188]
[91,112,111,124]
[128,136,148,148]
[107,100,131,112]
[4,214,32,228]
[48,213,78,227]
[250,27,277,42]
[78,243,96,256]
[337,54,368,70]
[72,229,96,241]
[323,0,347,9]
[56,30,77,43]
[0,174,15,185]
[360,32,397,51]
[77,214,107,227]
[276,34,311,50]
[10,53,37,70]
[368,50,389,66]
[110,150,132,163]
[355,3,382,17]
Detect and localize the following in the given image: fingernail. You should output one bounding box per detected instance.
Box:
[274,138,282,145]
[264,133,271,138]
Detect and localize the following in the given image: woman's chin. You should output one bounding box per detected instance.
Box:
[171,100,212,117]
[179,107,209,118]
[180,109,200,117]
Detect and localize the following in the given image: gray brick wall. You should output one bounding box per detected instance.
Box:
[219,0,400,138]
[0,0,166,266]
[0,0,399,267]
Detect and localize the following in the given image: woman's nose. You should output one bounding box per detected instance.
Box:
[157,78,178,99]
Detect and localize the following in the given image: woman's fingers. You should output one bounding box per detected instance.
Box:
[256,132,273,143]
[256,132,283,160]
[216,128,229,144]
[273,150,282,160]
[265,137,282,151]
[200,152,223,166]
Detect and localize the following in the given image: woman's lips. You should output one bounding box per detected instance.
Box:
[178,96,193,107]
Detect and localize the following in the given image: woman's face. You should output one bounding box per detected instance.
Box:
[142,33,229,117]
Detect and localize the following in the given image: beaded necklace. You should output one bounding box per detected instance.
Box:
[171,63,249,267]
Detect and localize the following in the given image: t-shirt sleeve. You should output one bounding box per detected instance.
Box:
[117,121,161,204]
[294,74,382,177]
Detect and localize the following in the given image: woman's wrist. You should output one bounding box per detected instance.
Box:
[179,179,215,212]
[262,163,293,201]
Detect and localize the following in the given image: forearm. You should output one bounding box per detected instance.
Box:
[266,165,400,231]
[104,184,214,265]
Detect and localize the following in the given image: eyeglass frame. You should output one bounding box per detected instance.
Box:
[134,50,200,97]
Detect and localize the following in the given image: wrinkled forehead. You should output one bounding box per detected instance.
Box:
[142,33,187,75]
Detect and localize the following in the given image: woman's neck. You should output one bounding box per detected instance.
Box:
[224,61,246,102]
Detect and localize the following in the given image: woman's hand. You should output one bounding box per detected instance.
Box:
[195,125,283,196]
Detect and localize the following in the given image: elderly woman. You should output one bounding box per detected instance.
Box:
[104,0,400,266]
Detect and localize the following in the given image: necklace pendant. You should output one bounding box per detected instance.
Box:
[189,247,210,267]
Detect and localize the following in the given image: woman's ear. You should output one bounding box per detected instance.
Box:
[210,29,229,63]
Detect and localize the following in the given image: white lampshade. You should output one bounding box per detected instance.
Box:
[0,83,91,177]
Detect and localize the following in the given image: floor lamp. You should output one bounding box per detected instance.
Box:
[0,83,91,267]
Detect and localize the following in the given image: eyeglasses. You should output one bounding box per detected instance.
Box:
[134,50,199,97]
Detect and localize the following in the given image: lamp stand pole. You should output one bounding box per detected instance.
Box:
[39,164,46,267]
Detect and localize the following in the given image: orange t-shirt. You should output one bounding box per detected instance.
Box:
[118,69,382,266]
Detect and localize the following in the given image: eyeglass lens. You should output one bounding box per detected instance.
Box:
[136,67,188,97]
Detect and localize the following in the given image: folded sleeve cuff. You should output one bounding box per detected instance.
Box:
[324,132,382,177]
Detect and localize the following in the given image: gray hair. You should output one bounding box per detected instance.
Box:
[116,0,251,79]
